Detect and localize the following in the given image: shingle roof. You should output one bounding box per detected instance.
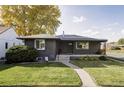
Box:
[0,26,10,34]
[17,34,107,42]
[57,35,107,41]
[18,34,59,39]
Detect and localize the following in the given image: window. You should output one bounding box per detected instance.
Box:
[76,41,89,49]
[5,42,8,49]
[68,42,72,45]
[35,39,45,50]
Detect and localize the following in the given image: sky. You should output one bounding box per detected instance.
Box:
[56,5,124,42]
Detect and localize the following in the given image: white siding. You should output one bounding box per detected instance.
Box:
[0,28,23,58]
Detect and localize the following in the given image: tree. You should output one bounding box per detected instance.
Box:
[0,5,61,36]
[118,38,124,45]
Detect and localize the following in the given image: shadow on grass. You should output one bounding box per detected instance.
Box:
[0,64,14,71]
[101,85,124,87]
[102,59,124,67]
[0,62,68,71]
[18,62,68,67]
[70,58,124,68]
[70,60,106,68]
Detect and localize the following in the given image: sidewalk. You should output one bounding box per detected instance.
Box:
[59,58,97,87]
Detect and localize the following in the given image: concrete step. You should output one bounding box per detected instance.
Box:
[56,55,70,61]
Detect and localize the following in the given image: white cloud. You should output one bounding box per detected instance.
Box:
[121,29,124,34]
[82,29,99,36]
[91,31,99,36]
[72,16,87,23]
[91,26,99,29]
[107,28,112,31]
[107,22,119,26]
[111,32,116,36]
[103,28,112,31]
[82,29,92,34]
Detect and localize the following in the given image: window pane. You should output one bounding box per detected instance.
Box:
[36,40,39,49]
[35,39,45,50]
[76,41,89,49]
[39,41,45,49]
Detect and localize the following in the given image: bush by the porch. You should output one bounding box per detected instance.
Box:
[6,45,38,63]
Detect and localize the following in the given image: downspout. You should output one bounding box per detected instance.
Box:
[62,31,64,37]
[104,42,107,55]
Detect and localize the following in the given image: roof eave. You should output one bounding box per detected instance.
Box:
[59,39,107,42]
[17,37,59,40]
[17,37,107,42]
[0,27,11,34]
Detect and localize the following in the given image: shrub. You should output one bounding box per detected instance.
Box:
[80,56,89,61]
[5,45,38,64]
[89,57,99,61]
[99,56,107,61]
[80,56,99,61]
[71,56,107,61]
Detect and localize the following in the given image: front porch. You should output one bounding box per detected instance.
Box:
[56,54,104,62]
[56,40,107,55]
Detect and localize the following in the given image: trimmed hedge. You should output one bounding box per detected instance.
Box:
[70,56,107,61]
[80,56,99,61]
[5,45,38,64]
[99,56,107,61]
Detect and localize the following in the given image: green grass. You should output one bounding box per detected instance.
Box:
[70,57,124,87]
[0,62,82,87]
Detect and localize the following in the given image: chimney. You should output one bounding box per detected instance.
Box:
[63,31,64,37]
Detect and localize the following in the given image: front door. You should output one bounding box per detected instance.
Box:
[58,41,73,54]
[67,42,73,54]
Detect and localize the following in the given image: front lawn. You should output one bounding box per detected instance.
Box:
[0,62,81,87]
[70,56,124,87]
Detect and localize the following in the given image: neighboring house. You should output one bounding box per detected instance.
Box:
[117,45,124,50]
[0,26,23,59]
[107,42,124,50]
[106,42,117,50]
[18,34,107,60]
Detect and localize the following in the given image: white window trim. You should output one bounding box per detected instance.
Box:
[76,41,89,50]
[34,39,45,50]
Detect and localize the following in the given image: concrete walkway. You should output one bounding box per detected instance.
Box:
[57,55,97,87]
